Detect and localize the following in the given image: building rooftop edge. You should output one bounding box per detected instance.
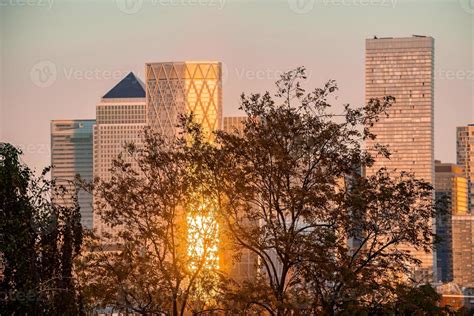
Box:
[146,61,221,65]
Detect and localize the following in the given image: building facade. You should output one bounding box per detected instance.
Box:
[435,161,472,286]
[365,36,435,277]
[146,61,222,140]
[51,119,95,229]
[222,116,258,282]
[93,72,147,237]
[457,124,474,213]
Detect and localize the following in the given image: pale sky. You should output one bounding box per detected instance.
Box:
[0,0,473,172]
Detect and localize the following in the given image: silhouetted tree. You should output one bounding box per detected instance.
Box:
[79,124,224,316]
[209,67,440,315]
[0,143,83,315]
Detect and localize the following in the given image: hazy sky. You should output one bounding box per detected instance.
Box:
[1,0,473,172]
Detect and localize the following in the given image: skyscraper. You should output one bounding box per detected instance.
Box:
[457,124,474,213]
[146,61,223,280]
[146,61,222,140]
[51,119,95,229]
[222,116,258,282]
[435,161,472,286]
[223,116,247,134]
[365,36,435,277]
[93,72,147,236]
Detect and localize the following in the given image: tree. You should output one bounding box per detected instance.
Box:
[80,125,224,315]
[0,143,83,315]
[209,67,439,315]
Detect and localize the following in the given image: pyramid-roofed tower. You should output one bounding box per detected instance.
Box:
[102,72,146,99]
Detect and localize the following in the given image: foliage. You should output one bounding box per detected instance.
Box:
[0,143,83,315]
[80,126,224,316]
[208,67,439,315]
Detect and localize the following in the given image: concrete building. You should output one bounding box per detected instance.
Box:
[51,119,95,229]
[365,36,435,278]
[435,161,472,287]
[93,72,147,237]
[457,124,474,213]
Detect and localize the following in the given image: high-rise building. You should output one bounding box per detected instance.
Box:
[223,116,246,133]
[146,61,223,281]
[146,61,222,141]
[365,36,435,277]
[51,119,95,229]
[93,72,147,236]
[457,124,474,213]
[435,161,472,286]
[221,116,258,282]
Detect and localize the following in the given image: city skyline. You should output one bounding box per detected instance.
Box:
[1,0,473,174]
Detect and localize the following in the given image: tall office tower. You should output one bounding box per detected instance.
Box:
[146,61,222,140]
[365,36,435,277]
[435,161,472,286]
[51,119,95,229]
[221,116,258,282]
[457,124,474,213]
[223,116,246,133]
[93,72,147,236]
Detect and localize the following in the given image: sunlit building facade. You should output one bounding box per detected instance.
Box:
[51,119,95,229]
[146,61,223,280]
[146,61,222,141]
[365,36,435,278]
[435,161,472,286]
[457,124,474,213]
[93,72,147,237]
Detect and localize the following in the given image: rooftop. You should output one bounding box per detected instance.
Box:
[102,72,145,99]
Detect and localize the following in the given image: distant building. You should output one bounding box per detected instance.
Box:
[93,72,147,237]
[457,124,474,213]
[221,116,258,282]
[435,161,474,287]
[365,36,435,278]
[51,119,95,229]
[223,116,246,133]
[146,61,222,141]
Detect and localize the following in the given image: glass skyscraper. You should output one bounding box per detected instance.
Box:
[435,161,472,286]
[457,124,474,213]
[365,36,435,278]
[51,119,95,229]
[146,61,222,141]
